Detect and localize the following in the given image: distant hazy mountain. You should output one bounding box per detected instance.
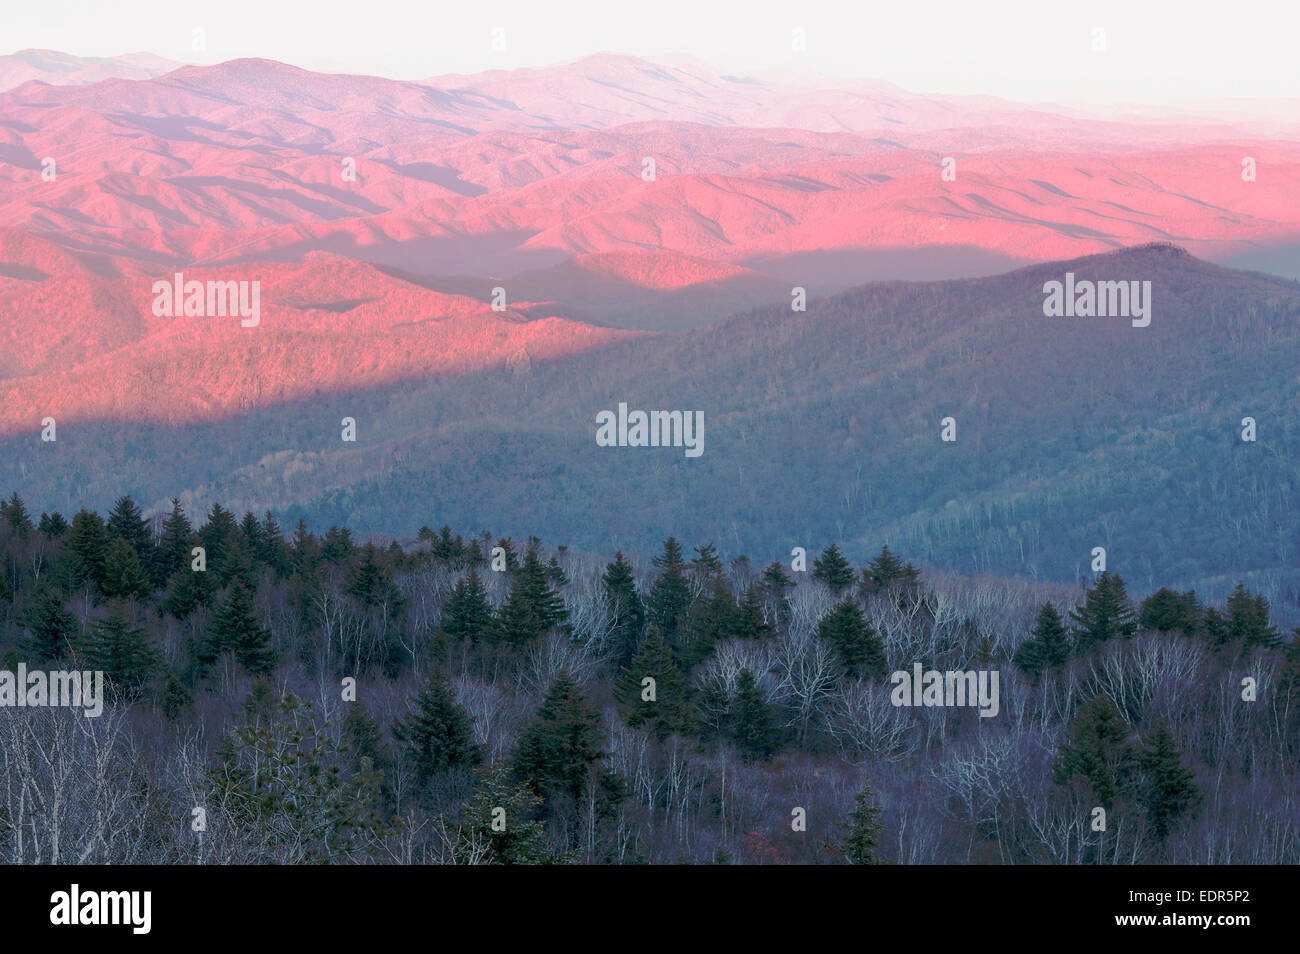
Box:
[1,55,1298,288]
[0,49,179,91]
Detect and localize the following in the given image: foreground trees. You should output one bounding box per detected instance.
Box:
[0,492,1292,864]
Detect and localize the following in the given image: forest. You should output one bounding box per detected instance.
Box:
[0,490,1296,864]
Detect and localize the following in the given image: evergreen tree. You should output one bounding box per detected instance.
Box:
[1202,607,1230,647]
[603,551,646,669]
[347,543,401,609]
[106,495,154,566]
[818,600,886,678]
[614,626,691,741]
[199,503,241,572]
[21,584,78,660]
[812,544,854,594]
[546,555,569,587]
[100,536,151,601]
[160,562,216,620]
[1069,572,1137,652]
[1052,693,1136,809]
[647,538,692,640]
[203,579,275,676]
[730,669,779,762]
[1225,583,1280,650]
[458,764,561,864]
[438,570,493,644]
[38,511,69,538]
[152,499,195,587]
[490,547,568,648]
[341,701,387,776]
[1,492,33,537]
[80,602,162,703]
[1136,721,1200,840]
[677,576,736,667]
[392,670,481,784]
[320,525,355,564]
[690,543,723,579]
[652,537,686,571]
[161,673,195,721]
[861,544,920,595]
[731,584,775,641]
[1014,602,1072,677]
[842,781,886,864]
[1139,587,1201,634]
[63,508,109,592]
[513,673,615,805]
[239,511,264,560]
[256,512,291,579]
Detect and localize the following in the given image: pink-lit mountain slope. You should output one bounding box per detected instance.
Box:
[0,249,639,433]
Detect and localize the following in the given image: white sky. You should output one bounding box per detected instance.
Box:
[5,0,1299,106]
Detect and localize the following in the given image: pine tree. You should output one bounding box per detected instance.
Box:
[842,781,886,864]
[1014,602,1072,677]
[438,570,493,643]
[677,576,736,667]
[647,540,692,641]
[63,508,109,592]
[614,626,691,741]
[80,602,162,703]
[1069,571,1137,652]
[392,670,481,783]
[1202,607,1230,647]
[546,555,569,587]
[257,512,291,579]
[38,511,68,538]
[812,544,854,594]
[160,561,216,620]
[513,673,611,804]
[203,579,275,676]
[731,584,775,641]
[651,537,686,571]
[341,701,387,776]
[730,669,779,762]
[1052,693,1136,809]
[1,492,33,537]
[199,503,241,571]
[818,600,886,678]
[161,674,195,721]
[100,536,151,601]
[106,495,154,567]
[1137,721,1200,840]
[458,764,561,864]
[347,543,400,609]
[21,584,78,660]
[690,543,723,580]
[490,548,567,648]
[861,544,920,595]
[1226,583,1280,650]
[152,499,195,587]
[603,551,646,669]
[1139,587,1201,634]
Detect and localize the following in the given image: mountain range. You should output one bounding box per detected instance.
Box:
[2,52,1297,611]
